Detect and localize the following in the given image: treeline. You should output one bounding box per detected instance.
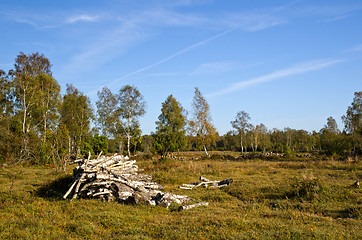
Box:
[0,53,361,168]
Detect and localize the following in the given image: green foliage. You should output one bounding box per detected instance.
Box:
[140,135,155,153]
[96,85,146,157]
[92,134,108,155]
[107,138,119,153]
[189,87,217,156]
[60,84,93,158]
[154,95,187,156]
[8,52,61,162]
[129,123,142,155]
[288,177,324,201]
[48,124,70,172]
[342,91,362,154]
[231,111,251,152]
[342,91,362,134]
[96,87,118,137]
[81,142,94,157]
[284,146,292,159]
[0,69,13,117]
[0,52,361,167]
[117,85,146,157]
[168,202,181,212]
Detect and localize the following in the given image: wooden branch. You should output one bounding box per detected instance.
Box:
[63,178,79,199]
[97,151,103,159]
[69,159,84,165]
[72,173,86,199]
[179,177,233,190]
[84,152,91,167]
[200,176,210,182]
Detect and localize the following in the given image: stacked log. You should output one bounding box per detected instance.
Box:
[63,154,191,208]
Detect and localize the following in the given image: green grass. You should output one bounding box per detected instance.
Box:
[0,155,361,239]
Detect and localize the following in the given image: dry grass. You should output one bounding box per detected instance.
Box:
[0,154,361,239]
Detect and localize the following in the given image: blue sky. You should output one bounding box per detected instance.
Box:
[0,0,361,134]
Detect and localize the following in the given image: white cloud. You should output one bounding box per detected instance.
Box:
[65,14,100,24]
[220,11,286,32]
[0,9,56,29]
[191,61,262,75]
[207,59,344,97]
[191,62,238,75]
[63,20,148,74]
[140,9,207,27]
[294,3,362,22]
[104,27,237,85]
[322,14,351,23]
[348,44,362,52]
[64,1,303,89]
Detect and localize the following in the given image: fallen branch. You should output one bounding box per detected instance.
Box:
[179,177,233,190]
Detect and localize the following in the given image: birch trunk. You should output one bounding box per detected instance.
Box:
[22,92,27,134]
[127,133,131,157]
[203,144,209,157]
[240,134,243,153]
[118,140,123,155]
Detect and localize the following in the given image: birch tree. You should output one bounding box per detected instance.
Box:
[342,91,362,153]
[117,85,146,157]
[35,73,61,141]
[13,52,52,135]
[96,86,118,137]
[231,111,251,153]
[189,87,216,157]
[342,91,361,134]
[60,84,93,158]
[12,52,57,159]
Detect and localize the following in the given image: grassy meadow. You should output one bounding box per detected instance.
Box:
[0,152,361,239]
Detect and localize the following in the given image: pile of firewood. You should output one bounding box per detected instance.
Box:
[63,154,191,208]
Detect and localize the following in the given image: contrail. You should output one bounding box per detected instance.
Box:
[206,59,344,97]
[108,28,237,85]
[92,0,302,92]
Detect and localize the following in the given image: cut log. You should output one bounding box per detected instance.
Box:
[218,179,233,186]
[178,202,209,211]
[63,178,79,199]
[157,192,191,208]
[180,177,233,190]
[200,176,210,182]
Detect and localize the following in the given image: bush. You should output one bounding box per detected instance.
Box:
[284,146,292,159]
[287,177,324,201]
[136,152,154,160]
[81,142,94,157]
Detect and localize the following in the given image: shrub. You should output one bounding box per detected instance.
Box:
[287,177,324,201]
